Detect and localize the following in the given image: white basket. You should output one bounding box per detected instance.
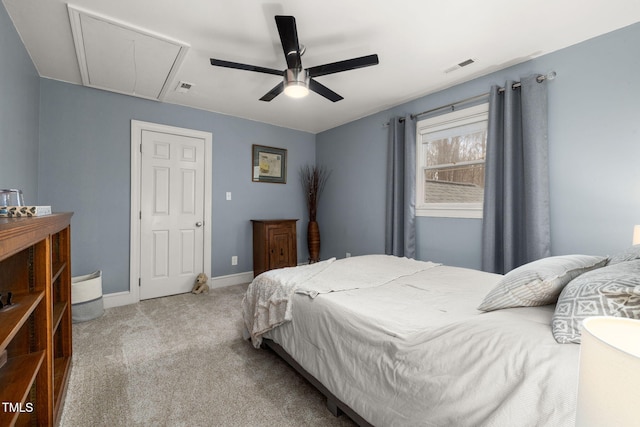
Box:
[72,270,104,322]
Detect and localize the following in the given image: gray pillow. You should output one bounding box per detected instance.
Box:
[607,244,640,265]
[552,260,640,344]
[478,255,608,312]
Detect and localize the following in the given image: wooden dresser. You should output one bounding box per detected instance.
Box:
[0,213,73,426]
[251,219,298,277]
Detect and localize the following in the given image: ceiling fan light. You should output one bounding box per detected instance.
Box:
[284,82,309,98]
[284,68,309,98]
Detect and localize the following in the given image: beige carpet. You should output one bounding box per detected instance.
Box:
[60,284,356,426]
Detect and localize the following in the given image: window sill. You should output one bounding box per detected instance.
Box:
[416,204,483,219]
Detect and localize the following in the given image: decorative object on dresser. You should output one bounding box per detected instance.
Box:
[251,219,298,277]
[0,212,73,426]
[0,206,52,217]
[0,189,24,206]
[0,189,25,216]
[299,165,331,263]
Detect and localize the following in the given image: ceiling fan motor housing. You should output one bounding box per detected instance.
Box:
[284,68,309,98]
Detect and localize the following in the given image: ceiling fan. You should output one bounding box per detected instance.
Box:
[210,15,379,102]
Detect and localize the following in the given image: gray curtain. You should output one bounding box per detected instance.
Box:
[481,75,551,274]
[385,116,416,258]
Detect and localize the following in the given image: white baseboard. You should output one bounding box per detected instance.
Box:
[210,271,253,289]
[102,290,137,309]
[102,270,253,309]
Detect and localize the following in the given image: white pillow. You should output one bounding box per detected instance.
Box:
[478,255,608,312]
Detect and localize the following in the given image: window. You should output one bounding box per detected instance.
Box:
[416,103,488,218]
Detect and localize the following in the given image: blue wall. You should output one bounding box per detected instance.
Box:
[316,22,640,269]
[38,80,315,294]
[3,0,639,295]
[0,4,40,200]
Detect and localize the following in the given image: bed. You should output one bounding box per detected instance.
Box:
[241,252,640,426]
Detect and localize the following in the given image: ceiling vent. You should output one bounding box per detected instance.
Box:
[176,81,194,93]
[68,5,189,101]
[444,58,477,74]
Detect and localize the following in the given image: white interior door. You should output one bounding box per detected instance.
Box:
[139,129,205,299]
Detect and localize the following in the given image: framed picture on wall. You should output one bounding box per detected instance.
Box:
[252,144,287,184]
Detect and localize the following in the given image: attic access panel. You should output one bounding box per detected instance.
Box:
[68,5,189,100]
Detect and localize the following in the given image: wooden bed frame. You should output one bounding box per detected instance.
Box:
[261,338,373,427]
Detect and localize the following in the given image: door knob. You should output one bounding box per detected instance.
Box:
[195,221,203,227]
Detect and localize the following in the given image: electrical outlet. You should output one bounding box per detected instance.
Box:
[346,252,351,258]
[231,256,238,265]
[226,192,232,201]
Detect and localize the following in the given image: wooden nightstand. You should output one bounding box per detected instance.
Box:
[251,219,298,277]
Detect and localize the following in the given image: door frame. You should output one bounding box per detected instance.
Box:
[127,120,212,305]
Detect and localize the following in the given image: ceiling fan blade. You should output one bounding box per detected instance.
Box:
[307,54,379,78]
[309,79,343,102]
[275,15,302,70]
[210,58,283,76]
[259,82,285,102]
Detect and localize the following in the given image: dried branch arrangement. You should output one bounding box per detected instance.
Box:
[300,165,331,222]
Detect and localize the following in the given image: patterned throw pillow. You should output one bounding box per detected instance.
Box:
[478,255,608,312]
[552,260,640,344]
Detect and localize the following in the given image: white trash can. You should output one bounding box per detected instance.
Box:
[71,270,104,323]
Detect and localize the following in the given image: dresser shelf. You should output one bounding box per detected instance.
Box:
[0,213,73,426]
[52,301,68,334]
[0,292,44,351]
[0,351,45,426]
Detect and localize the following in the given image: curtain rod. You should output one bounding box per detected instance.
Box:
[497,71,556,94]
[407,92,488,121]
[403,71,556,122]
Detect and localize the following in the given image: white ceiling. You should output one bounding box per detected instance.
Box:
[4,0,640,134]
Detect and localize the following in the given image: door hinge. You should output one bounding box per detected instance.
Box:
[139,211,142,220]
[139,278,141,287]
[140,143,142,153]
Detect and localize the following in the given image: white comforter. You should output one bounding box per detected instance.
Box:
[247,255,580,427]
[242,255,440,347]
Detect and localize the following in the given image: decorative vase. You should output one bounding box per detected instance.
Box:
[307,220,321,263]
